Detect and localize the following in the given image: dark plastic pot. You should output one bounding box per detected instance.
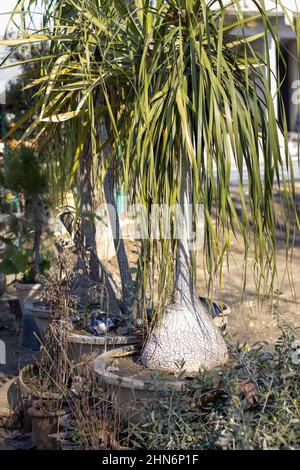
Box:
[24,301,50,339]
[19,312,42,351]
[15,282,42,314]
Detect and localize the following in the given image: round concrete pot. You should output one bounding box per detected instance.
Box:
[67,331,140,364]
[94,345,187,423]
[15,282,42,314]
[24,301,50,340]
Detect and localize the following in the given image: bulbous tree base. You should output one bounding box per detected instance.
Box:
[142,298,228,374]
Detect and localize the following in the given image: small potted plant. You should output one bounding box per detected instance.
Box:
[0,238,51,311]
[0,237,51,348]
[57,215,141,364]
[0,146,52,312]
[66,280,140,364]
[66,245,140,364]
[18,251,74,449]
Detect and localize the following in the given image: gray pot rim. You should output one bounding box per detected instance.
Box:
[25,301,50,319]
[67,332,140,346]
[94,346,186,392]
[28,406,66,418]
[15,282,42,291]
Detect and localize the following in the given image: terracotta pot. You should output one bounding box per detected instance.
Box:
[18,364,62,431]
[28,406,65,450]
[67,331,140,364]
[15,282,42,314]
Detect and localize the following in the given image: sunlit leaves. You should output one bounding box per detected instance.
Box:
[2,0,299,300]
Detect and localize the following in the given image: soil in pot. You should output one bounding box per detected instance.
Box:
[94,346,224,424]
[66,313,143,364]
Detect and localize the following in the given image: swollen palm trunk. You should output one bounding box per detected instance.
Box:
[142,156,228,374]
[141,291,228,374]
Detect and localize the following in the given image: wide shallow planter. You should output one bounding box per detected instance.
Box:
[28,406,66,450]
[24,301,50,340]
[67,331,140,364]
[18,364,63,431]
[94,345,191,423]
[48,432,81,450]
[15,282,42,314]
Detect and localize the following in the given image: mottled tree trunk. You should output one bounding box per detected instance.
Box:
[101,119,133,316]
[104,162,133,315]
[79,138,121,316]
[30,197,45,283]
[142,155,228,374]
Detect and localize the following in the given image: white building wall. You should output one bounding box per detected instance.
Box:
[210,0,300,14]
[288,40,299,131]
[244,0,299,11]
[226,0,300,13]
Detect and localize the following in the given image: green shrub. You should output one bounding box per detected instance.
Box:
[127,324,300,450]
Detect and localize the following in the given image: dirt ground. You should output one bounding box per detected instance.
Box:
[207,183,300,345]
[106,237,300,347]
[105,182,300,347]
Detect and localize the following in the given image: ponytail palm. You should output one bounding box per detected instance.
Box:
[2,0,298,372]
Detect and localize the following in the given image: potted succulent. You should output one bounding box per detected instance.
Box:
[0,239,50,312]
[62,221,140,364]
[94,345,225,423]
[18,252,74,449]
[65,285,141,364]
[0,146,52,312]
